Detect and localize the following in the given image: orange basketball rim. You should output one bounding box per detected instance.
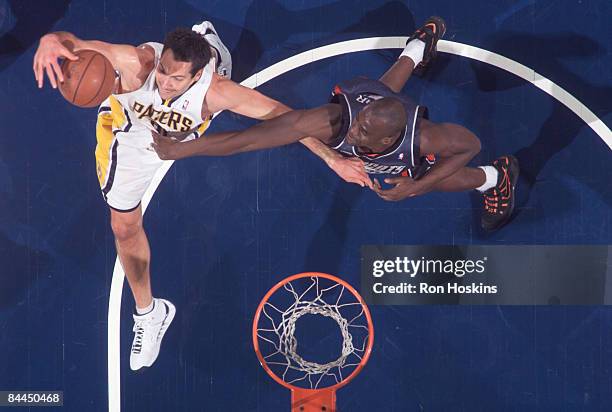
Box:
[253,272,374,412]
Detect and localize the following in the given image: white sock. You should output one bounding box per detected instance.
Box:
[136,299,155,315]
[400,39,426,66]
[476,166,498,192]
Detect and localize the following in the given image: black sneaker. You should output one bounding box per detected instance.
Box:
[405,16,447,75]
[481,155,519,232]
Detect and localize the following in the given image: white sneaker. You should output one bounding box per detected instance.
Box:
[192,20,233,79]
[130,298,176,371]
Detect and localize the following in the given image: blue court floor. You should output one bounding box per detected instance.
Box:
[1,0,611,411]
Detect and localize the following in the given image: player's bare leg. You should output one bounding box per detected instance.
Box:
[110,205,175,370]
[429,167,487,192]
[379,57,417,93]
[110,206,152,309]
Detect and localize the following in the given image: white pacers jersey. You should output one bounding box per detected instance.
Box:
[106,41,214,149]
[95,30,232,211]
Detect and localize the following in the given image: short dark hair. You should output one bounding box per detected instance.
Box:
[162,28,212,76]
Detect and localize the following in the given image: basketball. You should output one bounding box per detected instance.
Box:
[59,50,116,108]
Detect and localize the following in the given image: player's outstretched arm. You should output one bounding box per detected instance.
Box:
[152,105,339,159]
[33,31,148,90]
[205,78,372,187]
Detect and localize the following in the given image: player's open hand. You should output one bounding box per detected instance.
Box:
[371,176,425,201]
[33,34,79,89]
[329,157,373,188]
[151,130,181,160]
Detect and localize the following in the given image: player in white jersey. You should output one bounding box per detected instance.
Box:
[33,22,370,371]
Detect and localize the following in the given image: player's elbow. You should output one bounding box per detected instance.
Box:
[449,124,481,158]
[465,131,481,156]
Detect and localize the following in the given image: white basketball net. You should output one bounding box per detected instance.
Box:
[256,276,371,389]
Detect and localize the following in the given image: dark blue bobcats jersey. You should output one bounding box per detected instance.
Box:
[328,77,428,176]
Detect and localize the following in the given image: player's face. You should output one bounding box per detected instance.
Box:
[346,108,394,154]
[155,50,200,100]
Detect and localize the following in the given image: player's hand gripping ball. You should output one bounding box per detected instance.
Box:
[59,50,116,108]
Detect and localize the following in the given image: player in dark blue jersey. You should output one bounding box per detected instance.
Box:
[152,17,518,232]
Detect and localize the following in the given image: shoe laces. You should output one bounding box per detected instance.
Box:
[131,317,157,354]
[131,320,146,354]
[484,166,511,214]
[483,188,502,214]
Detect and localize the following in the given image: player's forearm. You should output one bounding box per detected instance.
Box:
[237,99,334,160]
[244,102,318,154]
[165,131,241,159]
[299,137,343,166]
[254,101,339,164]
[169,112,307,158]
[414,137,480,194]
[416,152,475,193]
[209,113,308,155]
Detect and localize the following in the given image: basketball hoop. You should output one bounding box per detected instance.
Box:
[253,272,374,411]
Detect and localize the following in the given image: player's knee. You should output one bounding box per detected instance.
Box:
[110,214,143,242]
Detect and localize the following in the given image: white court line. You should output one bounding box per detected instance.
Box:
[108,36,612,412]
